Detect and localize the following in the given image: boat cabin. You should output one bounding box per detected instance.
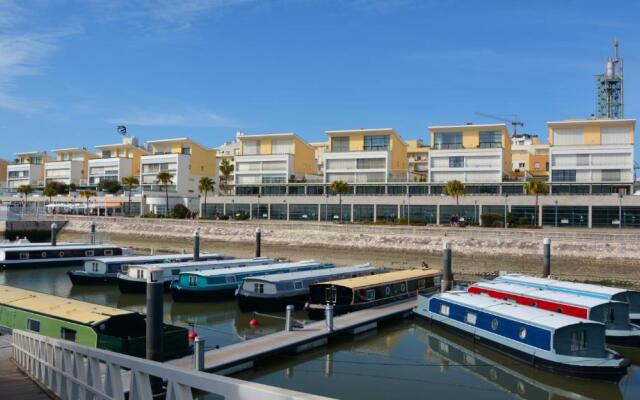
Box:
[0,244,129,267]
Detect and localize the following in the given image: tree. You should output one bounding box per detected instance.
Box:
[43,185,57,203]
[156,172,173,217]
[198,176,214,218]
[524,180,549,226]
[16,185,33,209]
[79,190,95,215]
[219,159,234,195]
[443,180,465,219]
[68,183,77,193]
[98,180,122,194]
[329,180,350,223]
[122,176,139,217]
[171,203,190,219]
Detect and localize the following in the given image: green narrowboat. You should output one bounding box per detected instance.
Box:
[0,285,189,360]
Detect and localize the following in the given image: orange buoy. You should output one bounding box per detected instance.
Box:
[249,318,259,328]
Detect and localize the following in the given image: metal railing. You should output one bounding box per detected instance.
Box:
[11,330,331,400]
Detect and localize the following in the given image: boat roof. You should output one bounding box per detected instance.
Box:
[472,281,612,308]
[88,253,222,264]
[497,274,626,297]
[319,268,441,289]
[129,257,271,270]
[438,291,600,330]
[0,285,133,326]
[186,260,325,277]
[1,244,121,252]
[245,264,379,284]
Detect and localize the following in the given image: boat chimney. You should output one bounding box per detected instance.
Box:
[50,222,58,246]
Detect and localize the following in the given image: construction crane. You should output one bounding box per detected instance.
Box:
[475,112,524,136]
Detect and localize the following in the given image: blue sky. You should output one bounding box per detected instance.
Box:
[1,0,639,160]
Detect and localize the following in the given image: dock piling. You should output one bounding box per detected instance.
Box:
[194,336,205,371]
[442,241,453,292]
[543,238,551,277]
[90,221,96,245]
[325,304,334,332]
[285,305,294,331]
[193,228,200,261]
[255,227,261,258]
[146,268,164,392]
[50,222,58,246]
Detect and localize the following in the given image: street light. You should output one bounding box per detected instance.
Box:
[618,192,623,230]
[407,193,411,226]
[474,199,478,225]
[554,199,558,228]
[504,194,509,228]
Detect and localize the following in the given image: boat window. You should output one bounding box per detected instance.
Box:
[41,252,47,258]
[491,319,499,331]
[26,319,40,333]
[189,276,198,287]
[418,279,426,289]
[570,330,587,352]
[254,283,264,293]
[400,283,406,292]
[556,308,563,314]
[19,252,29,260]
[85,250,95,257]
[607,307,615,323]
[385,286,391,296]
[136,270,144,279]
[92,262,99,272]
[531,302,537,308]
[518,327,527,340]
[366,289,375,301]
[58,251,65,257]
[294,281,303,290]
[464,312,477,325]
[60,327,77,342]
[104,250,114,256]
[226,276,236,284]
[172,269,180,276]
[439,303,450,316]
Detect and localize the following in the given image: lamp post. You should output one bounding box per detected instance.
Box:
[407,193,411,225]
[231,199,235,219]
[504,194,509,228]
[618,192,623,230]
[474,199,478,225]
[554,199,558,228]
[325,192,329,222]
[256,194,261,220]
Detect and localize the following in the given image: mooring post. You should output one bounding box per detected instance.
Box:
[285,304,294,331]
[146,268,164,393]
[193,228,200,261]
[50,222,58,246]
[325,304,334,332]
[194,336,205,371]
[255,227,261,258]
[90,221,96,245]
[442,241,453,293]
[543,238,551,277]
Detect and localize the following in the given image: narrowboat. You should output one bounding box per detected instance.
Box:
[171,261,334,302]
[495,273,640,324]
[0,244,132,268]
[0,285,189,359]
[469,281,640,346]
[117,257,274,293]
[68,253,230,285]
[306,268,442,320]
[0,241,80,249]
[414,291,630,381]
[237,264,387,312]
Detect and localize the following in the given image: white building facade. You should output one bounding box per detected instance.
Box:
[7,152,47,188]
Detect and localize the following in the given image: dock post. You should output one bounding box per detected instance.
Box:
[255,227,261,258]
[194,336,205,371]
[543,238,551,277]
[50,222,58,246]
[285,304,294,331]
[90,221,96,245]
[146,268,164,393]
[193,228,200,261]
[442,241,453,292]
[325,304,334,332]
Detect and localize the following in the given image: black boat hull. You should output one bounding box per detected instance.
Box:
[171,287,237,302]
[118,278,171,293]
[237,293,309,312]
[68,271,117,285]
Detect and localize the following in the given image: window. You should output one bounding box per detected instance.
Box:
[601,170,621,182]
[552,170,576,182]
[101,150,112,158]
[556,308,563,314]
[434,132,462,149]
[85,250,94,257]
[356,158,386,169]
[181,145,191,155]
[61,327,77,342]
[104,250,113,256]
[58,251,65,257]
[418,279,426,289]
[439,303,450,316]
[570,330,587,352]
[534,162,540,170]
[363,135,389,151]
[400,283,406,292]
[27,319,40,332]
[366,289,375,301]
[226,275,236,284]
[491,318,499,331]
[479,131,502,148]
[519,327,527,340]
[601,127,629,145]
[607,307,615,323]
[271,139,292,154]
[188,276,198,287]
[553,128,584,146]
[19,252,29,260]
[449,156,464,168]
[254,283,264,293]
[331,137,350,152]
[325,286,337,303]
[576,154,589,166]
[91,262,99,273]
[172,269,180,276]
[518,162,526,168]
[136,270,144,279]
[243,140,260,155]
[464,312,477,325]
[41,252,47,258]
[293,281,303,290]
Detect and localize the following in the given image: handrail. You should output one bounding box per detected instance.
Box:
[11,330,331,400]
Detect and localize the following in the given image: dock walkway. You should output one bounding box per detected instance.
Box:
[0,334,50,400]
[168,299,416,374]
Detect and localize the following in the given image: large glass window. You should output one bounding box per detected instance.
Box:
[356,158,385,169]
[552,170,576,182]
[449,156,464,168]
[601,170,621,182]
[243,140,260,155]
[434,132,463,149]
[479,131,502,148]
[331,137,350,152]
[271,140,292,154]
[363,135,389,151]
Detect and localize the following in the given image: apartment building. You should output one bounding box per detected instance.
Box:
[309,141,329,174]
[323,128,408,184]
[89,137,147,186]
[0,159,7,188]
[44,148,97,186]
[512,143,549,179]
[548,119,635,193]
[234,133,316,185]
[6,151,50,189]
[406,139,429,181]
[428,123,512,183]
[511,133,540,146]
[215,133,242,185]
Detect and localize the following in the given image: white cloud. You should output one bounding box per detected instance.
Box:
[107,108,237,128]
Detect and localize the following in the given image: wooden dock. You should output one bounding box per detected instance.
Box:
[0,335,51,400]
[168,299,416,375]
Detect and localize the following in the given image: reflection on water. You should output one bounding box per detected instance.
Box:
[1,265,639,400]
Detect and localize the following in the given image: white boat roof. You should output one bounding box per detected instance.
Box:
[186,260,324,277]
[438,291,601,330]
[473,281,612,308]
[497,274,626,297]
[87,253,223,264]
[0,242,81,248]
[245,264,378,284]
[128,257,272,270]
[1,244,121,252]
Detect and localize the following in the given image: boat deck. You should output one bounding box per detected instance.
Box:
[167,298,416,374]
[0,334,50,400]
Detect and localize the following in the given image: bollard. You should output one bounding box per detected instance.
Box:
[193,228,200,262]
[50,222,58,246]
[149,247,154,256]
[146,268,164,393]
[441,241,453,293]
[194,336,205,371]
[285,304,294,331]
[543,238,551,277]
[325,304,334,332]
[90,221,96,245]
[255,227,261,258]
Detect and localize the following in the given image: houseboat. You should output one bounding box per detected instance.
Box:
[495,274,640,324]
[469,281,640,346]
[0,285,189,359]
[171,261,334,302]
[237,264,387,312]
[117,257,274,293]
[306,269,442,320]
[0,244,132,268]
[414,291,630,381]
[68,253,230,285]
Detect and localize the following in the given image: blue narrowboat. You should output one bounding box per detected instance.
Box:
[414,291,630,381]
[171,261,334,302]
[495,273,640,324]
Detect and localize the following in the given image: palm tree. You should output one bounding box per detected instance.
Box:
[219,159,234,195]
[524,180,549,226]
[329,180,350,223]
[156,172,173,217]
[122,176,139,217]
[16,185,33,213]
[198,177,214,218]
[43,185,57,203]
[79,190,95,215]
[443,180,465,220]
